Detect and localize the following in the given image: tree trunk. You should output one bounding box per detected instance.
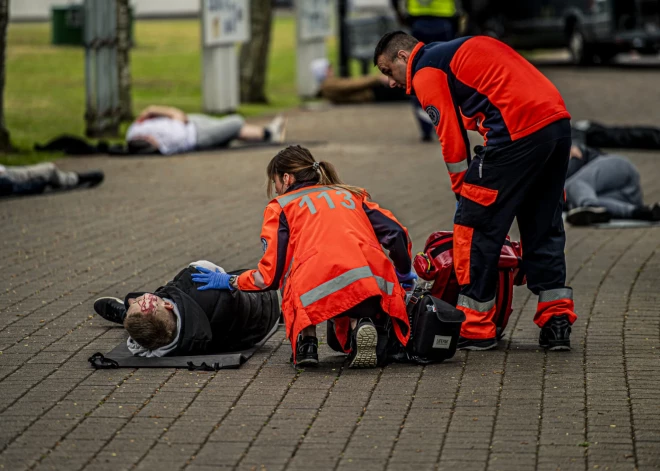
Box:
[239,0,273,104]
[0,0,11,153]
[116,0,133,121]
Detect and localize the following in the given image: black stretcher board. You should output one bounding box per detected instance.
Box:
[593,220,660,229]
[88,323,280,371]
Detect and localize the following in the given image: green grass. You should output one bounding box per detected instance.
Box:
[2,15,362,166]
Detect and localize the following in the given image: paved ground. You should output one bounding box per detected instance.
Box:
[1,60,660,471]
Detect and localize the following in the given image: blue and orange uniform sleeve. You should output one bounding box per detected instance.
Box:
[362,199,412,274]
[237,203,291,291]
[413,69,471,195]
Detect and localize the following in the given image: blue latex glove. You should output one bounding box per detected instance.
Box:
[396,269,418,289]
[191,267,235,291]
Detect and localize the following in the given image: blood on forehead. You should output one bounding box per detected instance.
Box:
[137,294,158,314]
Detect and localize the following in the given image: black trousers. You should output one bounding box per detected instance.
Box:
[326,296,389,353]
[454,119,572,337]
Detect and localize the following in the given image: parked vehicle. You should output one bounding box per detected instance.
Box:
[464,0,660,64]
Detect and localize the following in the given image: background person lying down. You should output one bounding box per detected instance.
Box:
[93,261,281,357]
[126,106,286,155]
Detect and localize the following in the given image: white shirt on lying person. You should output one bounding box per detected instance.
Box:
[126,117,197,155]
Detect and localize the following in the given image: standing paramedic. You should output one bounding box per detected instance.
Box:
[190,145,416,368]
[374,32,577,351]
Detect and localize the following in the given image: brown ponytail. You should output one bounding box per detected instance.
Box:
[266,145,369,200]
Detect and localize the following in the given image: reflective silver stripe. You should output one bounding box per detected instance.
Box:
[280,257,294,294]
[457,294,495,313]
[300,266,393,307]
[446,159,469,174]
[276,186,334,208]
[374,276,394,295]
[416,107,433,124]
[539,288,573,303]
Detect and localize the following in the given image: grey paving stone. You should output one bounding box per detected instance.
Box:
[3,70,660,469]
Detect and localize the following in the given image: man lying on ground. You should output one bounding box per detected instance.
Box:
[564,143,660,225]
[0,162,103,197]
[572,120,660,150]
[93,261,280,357]
[126,106,286,156]
[310,58,408,105]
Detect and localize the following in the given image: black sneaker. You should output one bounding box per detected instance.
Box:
[539,314,572,351]
[93,297,127,324]
[631,203,660,221]
[496,327,506,341]
[566,206,611,226]
[348,319,378,368]
[457,337,498,351]
[76,170,105,188]
[291,335,319,368]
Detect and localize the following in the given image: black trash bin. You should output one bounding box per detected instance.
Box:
[51,4,134,47]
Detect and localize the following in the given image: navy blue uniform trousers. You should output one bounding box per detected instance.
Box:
[454,119,575,338]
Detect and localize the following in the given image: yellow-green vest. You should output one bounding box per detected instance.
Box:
[407,0,456,17]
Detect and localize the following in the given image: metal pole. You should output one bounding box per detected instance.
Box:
[337,0,350,77]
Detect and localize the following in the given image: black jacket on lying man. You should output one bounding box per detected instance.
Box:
[94,262,281,357]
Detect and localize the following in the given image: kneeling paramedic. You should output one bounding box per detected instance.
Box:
[374,32,577,351]
[191,145,415,368]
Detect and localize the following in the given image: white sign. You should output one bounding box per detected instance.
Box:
[432,335,452,349]
[202,0,250,47]
[298,0,334,41]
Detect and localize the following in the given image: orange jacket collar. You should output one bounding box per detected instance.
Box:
[406,42,425,95]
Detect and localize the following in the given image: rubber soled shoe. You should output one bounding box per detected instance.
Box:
[348,319,379,368]
[292,335,319,368]
[566,206,611,226]
[76,170,105,188]
[93,297,127,324]
[457,337,498,351]
[539,314,572,351]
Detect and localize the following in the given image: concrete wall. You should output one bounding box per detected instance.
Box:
[10,0,392,22]
[10,0,200,21]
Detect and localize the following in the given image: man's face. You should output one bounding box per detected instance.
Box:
[376,51,409,89]
[126,294,171,319]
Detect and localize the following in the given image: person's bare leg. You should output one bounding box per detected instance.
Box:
[237,124,266,141]
[237,115,286,143]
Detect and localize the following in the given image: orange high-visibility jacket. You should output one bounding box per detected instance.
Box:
[237,183,412,357]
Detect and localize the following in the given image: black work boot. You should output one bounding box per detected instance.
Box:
[291,335,319,368]
[93,297,127,324]
[76,170,105,188]
[539,314,572,351]
[348,319,378,368]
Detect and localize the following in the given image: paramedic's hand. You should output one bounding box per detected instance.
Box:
[396,269,418,289]
[192,267,235,291]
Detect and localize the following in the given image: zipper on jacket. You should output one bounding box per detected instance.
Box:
[479,159,483,179]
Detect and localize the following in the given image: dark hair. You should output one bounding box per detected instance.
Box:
[266,145,368,200]
[373,31,419,66]
[124,312,175,350]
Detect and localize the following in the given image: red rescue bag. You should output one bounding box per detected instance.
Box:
[413,231,526,337]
